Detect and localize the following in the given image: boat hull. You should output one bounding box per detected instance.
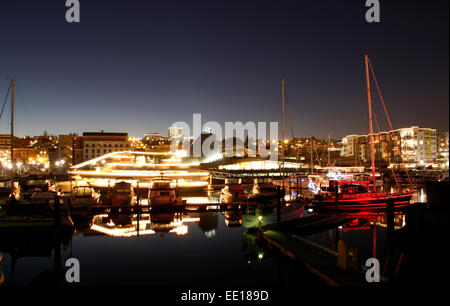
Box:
[312,192,413,211]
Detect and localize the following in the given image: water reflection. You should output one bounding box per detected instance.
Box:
[0,184,442,287]
[387,184,427,204]
[89,212,201,237]
[0,227,73,286]
[304,209,408,281]
[341,212,407,232]
[222,210,243,227]
[242,202,305,228]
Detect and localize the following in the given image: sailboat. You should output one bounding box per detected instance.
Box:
[0,78,73,229]
[312,55,414,211]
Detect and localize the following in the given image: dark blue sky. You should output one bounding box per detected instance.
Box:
[0,0,448,138]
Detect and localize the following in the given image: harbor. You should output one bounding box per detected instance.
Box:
[0,0,448,302]
[1,167,448,288]
[0,54,448,289]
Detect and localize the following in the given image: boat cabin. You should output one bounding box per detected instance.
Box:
[149,178,177,206]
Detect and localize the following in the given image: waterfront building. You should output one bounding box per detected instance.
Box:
[13,148,48,165]
[47,134,77,172]
[0,134,23,151]
[341,126,437,167]
[168,126,183,139]
[437,131,449,169]
[0,135,46,171]
[57,135,75,163]
[77,131,131,164]
[341,135,360,161]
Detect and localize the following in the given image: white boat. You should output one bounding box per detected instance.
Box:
[249,179,279,203]
[71,186,100,209]
[220,183,247,204]
[149,178,184,206]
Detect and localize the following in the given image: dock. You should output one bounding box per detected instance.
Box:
[256,229,373,286]
[254,211,384,287]
[69,201,260,215]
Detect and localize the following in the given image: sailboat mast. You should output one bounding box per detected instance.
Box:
[364,55,376,185]
[10,78,15,191]
[327,133,331,166]
[310,135,313,174]
[281,77,285,186]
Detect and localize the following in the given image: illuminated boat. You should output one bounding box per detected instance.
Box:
[220,183,247,204]
[313,55,414,211]
[69,151,210,190]
[249,180,279,204]
[149,178,184,206]
[110,181,136,207]
[70,186,100,209]
[312,180,413,211]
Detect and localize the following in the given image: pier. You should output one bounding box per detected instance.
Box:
[256,229,372,286]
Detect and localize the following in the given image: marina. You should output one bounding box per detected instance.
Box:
[0,0,448,301]
[0,64,448,288]
[1,173,447,288]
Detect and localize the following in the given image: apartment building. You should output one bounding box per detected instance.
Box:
[341,126,437,166]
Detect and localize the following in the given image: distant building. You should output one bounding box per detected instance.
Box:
[0,135,31,169]
[341,126,437,166]
[142,131,165,143]
[13,148,48,164]
[341,135,359,159]
[168,126,183,139]
[74,131,130,164]
[437,131,449,168]
[0,134,23,151]
[398,126,437,163]
[58,135,75,165]
[44,134,77,173]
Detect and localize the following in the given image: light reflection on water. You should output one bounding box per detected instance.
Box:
[0,185,439,286]
[0,192,287,286]
[383,184,427,204]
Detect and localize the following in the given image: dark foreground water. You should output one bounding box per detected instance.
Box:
[0,185,448,287]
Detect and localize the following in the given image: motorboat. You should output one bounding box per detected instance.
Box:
[70,186,100,210]
[110,181,136,207]
[220,183,247,204]
[149,178,184,206]
[248,180,279,204]
[0,191,73,230]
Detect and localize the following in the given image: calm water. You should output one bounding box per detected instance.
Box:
[0,186,446,287]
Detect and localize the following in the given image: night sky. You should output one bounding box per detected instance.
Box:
[0,0,448,139]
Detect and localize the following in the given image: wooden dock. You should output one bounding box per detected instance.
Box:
[70,202,257,215]
[256,229,376,286]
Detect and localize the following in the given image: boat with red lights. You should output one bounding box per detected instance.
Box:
[312,55,414,211]
[312,180,413,210]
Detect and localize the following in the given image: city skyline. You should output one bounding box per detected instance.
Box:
[0,0,448,139]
